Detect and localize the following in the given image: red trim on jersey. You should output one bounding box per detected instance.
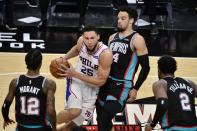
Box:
[17,75,21,86]
[84,42,103,57]
[44,102,49,126]
[24,74,41,78]
[69,78,77,98]
[123,51,134,80]
[79,42,85,55]
[131,60,139,81]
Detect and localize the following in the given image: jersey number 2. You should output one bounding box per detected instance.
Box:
[179,93,191,111]
[20,96,40,115]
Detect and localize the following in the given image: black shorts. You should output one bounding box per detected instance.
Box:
[16,124,52,131]
[98,78,133,107]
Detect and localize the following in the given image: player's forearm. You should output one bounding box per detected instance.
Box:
[2,100,12,121]
[134,54,150,90]
[64,45,79,60]
[73,72,106,87]
[48,108,57,130]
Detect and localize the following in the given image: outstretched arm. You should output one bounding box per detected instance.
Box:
[46,79,57,131]
[2,78,17,129]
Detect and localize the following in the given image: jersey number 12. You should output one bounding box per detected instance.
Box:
[20,96,40,115]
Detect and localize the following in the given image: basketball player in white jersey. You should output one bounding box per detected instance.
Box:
[56,25,113,131]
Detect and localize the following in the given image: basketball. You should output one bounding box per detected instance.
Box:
[50,57,69,78]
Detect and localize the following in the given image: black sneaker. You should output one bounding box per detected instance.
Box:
[26,0,38,8]
[6,24,17,30]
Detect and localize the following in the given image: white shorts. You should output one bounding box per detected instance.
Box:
[65,78,99,125]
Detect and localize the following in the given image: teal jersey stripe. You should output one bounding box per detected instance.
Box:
[17,123,43,128]
[164,126,197,131]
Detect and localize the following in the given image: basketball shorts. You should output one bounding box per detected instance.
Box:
[98,78,132,107]
[16,124,52,131]
[65,78,99,125]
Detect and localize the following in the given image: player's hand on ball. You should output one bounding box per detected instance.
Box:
[57,62,76,78]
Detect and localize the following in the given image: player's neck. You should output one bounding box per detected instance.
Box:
[120,28,133,37]
[163,74,174,78]
[27,70,40,76]
[87,42,100,55]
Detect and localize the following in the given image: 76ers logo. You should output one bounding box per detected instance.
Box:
[85,110,92,118]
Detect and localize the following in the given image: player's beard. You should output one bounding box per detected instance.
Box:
[117,27,124,32]
[86,42,98,53]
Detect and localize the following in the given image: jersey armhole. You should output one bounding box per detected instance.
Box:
[16,75,21,86]
[42,77,47,88]
[129,32,138,52]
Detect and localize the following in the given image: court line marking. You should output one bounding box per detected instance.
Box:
[0,72,197,79]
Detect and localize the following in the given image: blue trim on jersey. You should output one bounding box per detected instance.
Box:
[16,75,20,86]
[45,111,51,126]
[124,51,138,81]
[18,123,43,128]
[42,77,47,88]
[120,81,131,102]
[15,128,18,131]
[98,99,104,106]
[164,126,197,131]
[25,74,40,78]
[106,95,118,101]
[161,112,168,128]
[66,78,71,101]
[111,77,128,82]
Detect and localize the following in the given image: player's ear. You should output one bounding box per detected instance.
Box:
[129,18,134,25]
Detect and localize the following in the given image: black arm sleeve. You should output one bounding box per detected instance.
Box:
[134,54,150,90]
[151,98,168,127]
[1,100,11,121]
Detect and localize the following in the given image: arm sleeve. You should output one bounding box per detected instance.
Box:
[151,98,168,127]
[133,54,150,90]
[1,100,11,121]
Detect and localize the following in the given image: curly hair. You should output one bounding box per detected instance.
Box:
[158,55,177,74]
[25,49,42,70]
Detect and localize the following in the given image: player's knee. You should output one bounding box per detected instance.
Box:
[68,108,82,119]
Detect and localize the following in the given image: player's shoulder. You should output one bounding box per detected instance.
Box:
[100,48,112,57]
[132,33,144,41]
[10,77,18,85]
[153,79,167,89]
[45,78,56,89]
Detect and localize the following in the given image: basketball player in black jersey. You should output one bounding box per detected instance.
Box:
[96,6,150,131]
[145,55,197,131]
[1,49,57,131]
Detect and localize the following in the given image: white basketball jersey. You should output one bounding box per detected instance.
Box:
[76,41,108,78]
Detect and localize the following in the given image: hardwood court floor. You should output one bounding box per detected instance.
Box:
[0,53,197,130]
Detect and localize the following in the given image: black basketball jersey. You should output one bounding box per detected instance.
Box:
[161,77,197,128]
[15,74,51,127]
[109,32,139,81]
